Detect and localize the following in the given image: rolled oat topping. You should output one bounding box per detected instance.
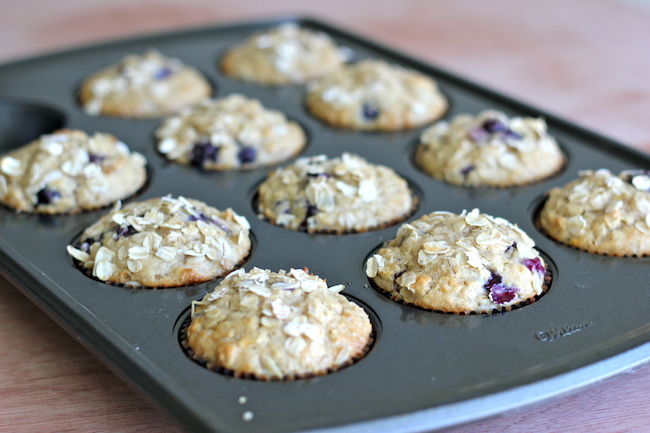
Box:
[221,23,349,85]
[539,169,650,256]
[257,153,414,233]
[367,209,547,313]
[68,196,251,287]
[187,267,372,380]
[305,59,447,131]
[79,49,212,118]
[415,110,564,187]
[155,94,306,170]
[0,129,147,214]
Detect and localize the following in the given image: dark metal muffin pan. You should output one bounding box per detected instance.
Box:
[1,17,649,433]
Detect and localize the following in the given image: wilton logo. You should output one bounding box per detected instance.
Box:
[535,322,593,342]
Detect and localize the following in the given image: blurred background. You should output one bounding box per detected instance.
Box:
[1,0,650,149]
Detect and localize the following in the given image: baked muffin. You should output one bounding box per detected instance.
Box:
[79,49,212,118]
[415,110,564,187]
[0,129,147,214]
[539,169,650,256]
[155,94,306,170]
[186,267,373,380]
[221,23,349,85]
[257,153,416,233]
[305,59,447,131]
[366,209,547,314]
[66,196,251,287]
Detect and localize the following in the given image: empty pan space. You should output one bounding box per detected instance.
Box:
[0,100,65,151]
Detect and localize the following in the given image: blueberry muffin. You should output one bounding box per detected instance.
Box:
[257,153,415,233]
[79,49,212,118]
[66,196,251,288]
[186,267,373,380]
[415,110,564,187]
[539,169,650,256]
[155,94,306,170]
[305,59,447,131]
[0,129,147,214]
[221,23,349,85]
[366,209,547,314]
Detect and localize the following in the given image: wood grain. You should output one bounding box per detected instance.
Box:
[1,0,650,432]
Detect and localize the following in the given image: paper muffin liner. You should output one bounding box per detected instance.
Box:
[0,166,151,215]
[154,122,308,172]
[368,265,552,315]
[68,240,251,289]
[412,145,566,189]
[256,190,419,235]
[178,304,375,381]
[534,196,650,258]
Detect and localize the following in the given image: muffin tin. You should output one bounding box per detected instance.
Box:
[1,17,649,433]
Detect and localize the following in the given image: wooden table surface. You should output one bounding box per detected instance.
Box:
[1,0,650,432]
